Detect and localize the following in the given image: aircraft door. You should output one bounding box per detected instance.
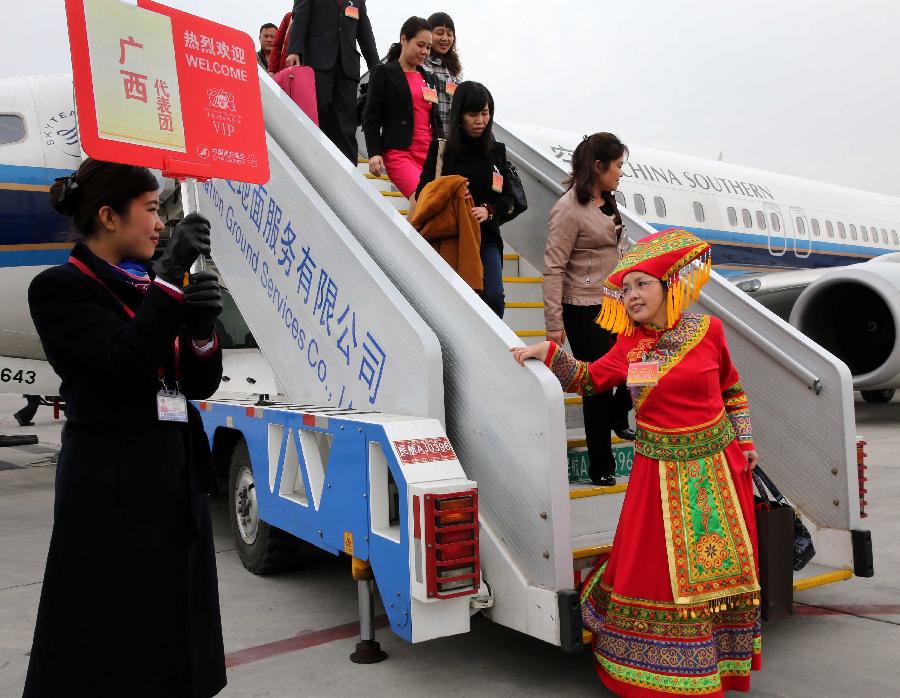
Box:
[790,206,811,259]
[765,203,788,256]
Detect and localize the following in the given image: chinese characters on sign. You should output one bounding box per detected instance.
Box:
[66,0,269,182]
[393,438,457,465]
[206,179,388,408]
[82,0,186,151]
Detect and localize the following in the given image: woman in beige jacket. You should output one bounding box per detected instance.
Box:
[542,133,631,485]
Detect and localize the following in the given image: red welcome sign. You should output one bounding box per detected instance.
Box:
[64,0,268,183]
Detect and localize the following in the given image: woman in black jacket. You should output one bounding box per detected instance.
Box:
[362,16,441,202]
[416,81,515,317]
[23,159,227,698]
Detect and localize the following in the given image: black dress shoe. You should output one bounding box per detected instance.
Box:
[14,414,34,427]
[613,427,636,441]
[591,474,616,487]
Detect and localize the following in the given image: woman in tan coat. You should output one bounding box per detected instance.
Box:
[542,133,632,485]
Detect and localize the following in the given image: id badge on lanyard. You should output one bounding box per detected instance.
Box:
[627,361,660,387]
[422,85,438,103]
[157,337,188,422]
[344,2,359,19]
[157,390,188,422]
[491,166,504,193]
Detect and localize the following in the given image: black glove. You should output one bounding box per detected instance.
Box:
[183,271,223,341]
[153,213,211,284]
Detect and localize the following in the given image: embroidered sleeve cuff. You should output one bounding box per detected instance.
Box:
[739,438,756,452]
[191,333,219,356]
[153,277,185,302]
[543,340,559,368]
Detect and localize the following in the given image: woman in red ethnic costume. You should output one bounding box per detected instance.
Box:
[512,229,762,696]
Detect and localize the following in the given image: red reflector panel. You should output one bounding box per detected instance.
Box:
[423,490,479,599]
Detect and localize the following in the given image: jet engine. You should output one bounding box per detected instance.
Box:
[790,256,900,402]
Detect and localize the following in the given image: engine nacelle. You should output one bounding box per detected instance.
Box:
[790,257,900,389]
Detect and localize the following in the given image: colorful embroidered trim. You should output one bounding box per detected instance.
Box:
[546,342,596,396]
[582,573,762,695]
[659,451,760,606]
[635,411,736,461]
[631,314,710,412]
[723,381,754,444]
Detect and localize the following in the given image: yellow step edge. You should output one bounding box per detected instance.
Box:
[572,544,612,560]
[567,436,629,449]
[570,484,628,498]
[565,397,583,405]
[792,569,853,592]
[357,158,369,163]
[503,276,544,283]
[364,173,391,181]
[505,301,544,309]
[381,191,406,198]
[515,330,546,338]
[399,209,409,215]
[583,629,592,645]
[503,253,520,260]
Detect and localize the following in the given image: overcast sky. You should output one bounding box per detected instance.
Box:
[4,0,899,196]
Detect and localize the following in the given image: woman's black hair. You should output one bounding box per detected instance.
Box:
[49,158,159,238]
[427,12,462,77]
[445,81,494,158]
[385,16,431,63]
[564,132,628,206]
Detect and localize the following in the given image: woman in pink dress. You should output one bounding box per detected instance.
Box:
[362,17,442,204]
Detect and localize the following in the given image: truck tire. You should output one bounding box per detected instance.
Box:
[861,389,895,404]
[228,438,302,574]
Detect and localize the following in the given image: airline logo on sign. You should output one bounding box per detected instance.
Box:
[64,0,268,183]
[393,438,457,465]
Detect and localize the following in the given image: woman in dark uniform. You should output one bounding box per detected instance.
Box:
[23,159,227,698]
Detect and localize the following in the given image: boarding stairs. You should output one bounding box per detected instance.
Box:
[354,156,632,585]
[194,68,867,649]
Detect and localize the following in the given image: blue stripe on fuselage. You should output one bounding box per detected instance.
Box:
[647,222,888,270]
[0,162,76,256]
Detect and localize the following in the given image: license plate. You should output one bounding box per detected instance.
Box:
[568,442,634,483]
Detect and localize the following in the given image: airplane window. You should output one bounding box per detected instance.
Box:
[727,207,738,226]
[847,223,855,240]
[893,230,898,246]
[742,209,752,228]
[634,193,646,215]
[861,226,869,242]
[825,221,834,238]
[756,211,766,230]
[614,191,626,207]
[796,217,807,237]
[811,219,820,236]
[654,196,667,217]
[881,228,889,244]
[0,114,26,145]
[693,202,705,223]
[770,213,781,232]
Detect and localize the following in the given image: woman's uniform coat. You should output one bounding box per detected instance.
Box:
[23,242,226,698]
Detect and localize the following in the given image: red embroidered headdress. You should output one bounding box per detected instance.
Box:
[596,228,712,335]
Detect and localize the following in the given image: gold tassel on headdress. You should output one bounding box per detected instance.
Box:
[663,250,712,329]
[595,287,635,335]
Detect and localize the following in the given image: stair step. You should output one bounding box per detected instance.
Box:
[364,173,391,181]
[503,275,543,283]
[572,544,612,560]
[514,329,546,338]
[565,396,582,405]
[358,157,369,164]
[503,253,520,261]
[570,483,628,498]
[506,301,543,308]
[381,190,406,198]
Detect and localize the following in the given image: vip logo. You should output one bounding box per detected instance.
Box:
[207,88,236,112]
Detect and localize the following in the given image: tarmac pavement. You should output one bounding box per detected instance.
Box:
[0,392,898,697]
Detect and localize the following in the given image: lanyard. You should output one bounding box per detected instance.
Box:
[69,255,181,384]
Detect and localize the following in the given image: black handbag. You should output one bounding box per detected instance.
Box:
[501,160,528,224]
[753,468,816,571]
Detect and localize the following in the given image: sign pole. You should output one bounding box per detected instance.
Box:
[181,177,206,273]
